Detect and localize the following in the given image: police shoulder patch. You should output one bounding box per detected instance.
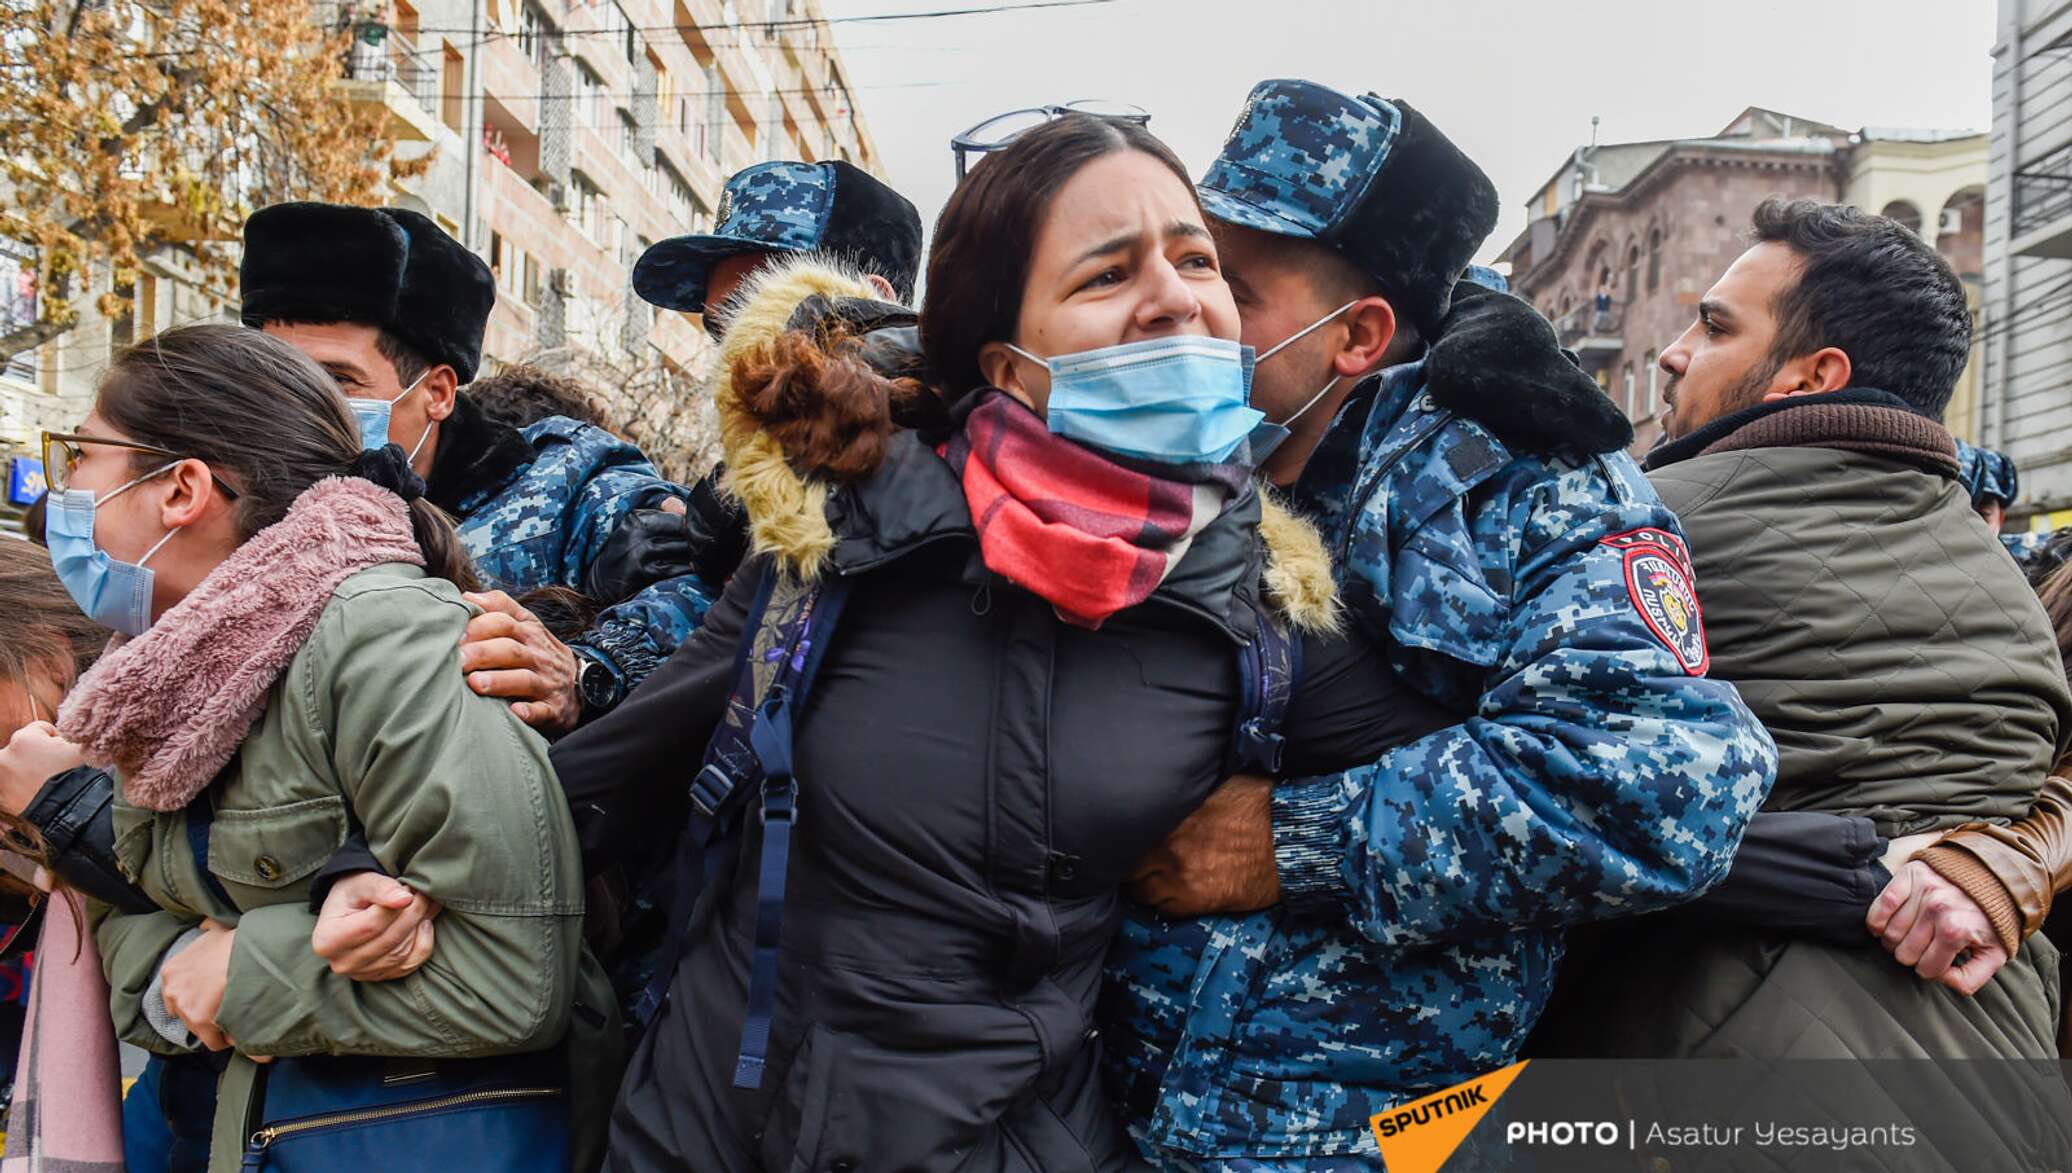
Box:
[1601,527,1708,675]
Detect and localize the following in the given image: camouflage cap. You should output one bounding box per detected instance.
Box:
[1955,439,2020,508]
[1199,79,1499,335]
[633,159,922,316]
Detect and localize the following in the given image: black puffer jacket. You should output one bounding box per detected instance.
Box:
[551,260,1446,1171]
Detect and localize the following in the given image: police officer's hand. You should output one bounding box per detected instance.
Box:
[585,509,694,605]
[311,872,440,982]
[0,721,83,816]
[1868,858,2009,995]
[1129,774,1280,918]
[459,590,580,734]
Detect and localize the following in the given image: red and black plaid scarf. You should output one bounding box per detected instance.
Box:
[942,390,1245,629]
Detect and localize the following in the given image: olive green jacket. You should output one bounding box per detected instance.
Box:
[90,564,615,1171]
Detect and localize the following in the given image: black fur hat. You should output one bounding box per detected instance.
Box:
[1199,80,1500,336]
[240,202,496,382]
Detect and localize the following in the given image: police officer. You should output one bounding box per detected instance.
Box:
[632,157,921,339]
[1111,79,1778,1167]
[592,159,927,597]
[238,202,712,732]
[1955,439,2068,581]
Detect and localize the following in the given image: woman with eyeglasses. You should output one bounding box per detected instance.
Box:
[551,113,1446,1170]
[19,324,617,1173]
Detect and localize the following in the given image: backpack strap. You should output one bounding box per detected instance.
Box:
[731,573,853,1088]
[1232,603,1301,775]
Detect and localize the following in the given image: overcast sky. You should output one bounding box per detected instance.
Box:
[821,0,1997,264]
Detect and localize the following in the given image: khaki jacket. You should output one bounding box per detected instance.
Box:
[90,564,614,1171]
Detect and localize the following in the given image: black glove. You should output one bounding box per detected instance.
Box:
[584,467,751,603]
[1424,281,1634,456]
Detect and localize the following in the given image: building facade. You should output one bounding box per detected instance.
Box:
[1501,108,1986,458]
[0,0,881,528]
[1983,0,2072,528]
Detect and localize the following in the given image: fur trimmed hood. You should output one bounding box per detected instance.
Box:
[712,255,1339,633]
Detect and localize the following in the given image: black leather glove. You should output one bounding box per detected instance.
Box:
[584,467,752,603]
[1424,281,1634,456]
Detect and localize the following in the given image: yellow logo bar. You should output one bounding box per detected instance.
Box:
[1368,1060,1529,1173]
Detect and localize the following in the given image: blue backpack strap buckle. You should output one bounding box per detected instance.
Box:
[687,763,736,820]
[1236,718,1287,774]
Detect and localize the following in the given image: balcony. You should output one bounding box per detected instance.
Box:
[2014,140,2072,259]
[332,19,441,142]
[1554,305,1624,368]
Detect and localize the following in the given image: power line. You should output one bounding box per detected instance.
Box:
[406,0,1115,38]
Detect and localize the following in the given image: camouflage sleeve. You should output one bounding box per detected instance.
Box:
[556,448,712,691]
[2002,529,2061,580]
[573,575,715,693]
[1269,503,1778,950]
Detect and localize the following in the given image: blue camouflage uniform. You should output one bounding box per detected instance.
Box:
[1105,80,1777,1167]
[448,411,711,692]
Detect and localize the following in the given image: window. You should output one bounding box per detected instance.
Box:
[651,52,671,122]
[1646,228,1661,292]
[617,3,637,63]
[523,253,543,307]
[1644,350,1659,417]
[1621,363,1635,419]
[616,107,643,172]
[697,61,721,162]
[0,238,37,383]
[576,62,604,130]
[572,173,603,240]
[441,43,464,131]
[597,2,628,61]
[519,3,553,74]
[109,273,136,356]
[1625,245,1640,303]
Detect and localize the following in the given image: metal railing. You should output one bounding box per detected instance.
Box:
[1554,304,1622,348]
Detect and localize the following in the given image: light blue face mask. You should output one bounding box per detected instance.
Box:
[1007,335,1265,466]
[1244,300,1358,462]
[347,368,433,457]
[44,463,182,637]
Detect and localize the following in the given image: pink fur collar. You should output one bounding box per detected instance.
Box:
[57,477,426,812]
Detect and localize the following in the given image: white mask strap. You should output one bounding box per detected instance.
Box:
[1278,376,1341,429]
[1257,301,1359,364]
[388,366,432,406]
[95,461,180,507]
[1004,343,1045,368]
[136,523,180,568]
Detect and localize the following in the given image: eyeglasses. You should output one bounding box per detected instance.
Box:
[950,100,1152,179]
[41,431,241,500]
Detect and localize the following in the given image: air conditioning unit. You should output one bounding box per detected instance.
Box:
[547,181,570,212]
[1940,207,1965,237]
[549,268,575,298]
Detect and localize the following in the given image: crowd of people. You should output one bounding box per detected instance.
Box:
[0,74,2067,1173]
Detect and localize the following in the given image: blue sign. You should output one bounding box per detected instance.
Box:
[7,455,44,506]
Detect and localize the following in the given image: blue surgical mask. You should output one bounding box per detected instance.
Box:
[348,368,433,458]
[1246,300,1357,462]
[44,464,182,637]
[1008,335,1264,466]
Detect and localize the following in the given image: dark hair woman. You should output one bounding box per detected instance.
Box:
[554,115,1444,1170]
[26,325,613,1172]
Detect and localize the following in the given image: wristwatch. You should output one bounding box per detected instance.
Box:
[572,647,627,718]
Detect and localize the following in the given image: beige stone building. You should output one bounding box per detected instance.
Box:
[1500,108,1985,458]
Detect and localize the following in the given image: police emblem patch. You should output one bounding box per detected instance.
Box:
[1602,528,1708,675]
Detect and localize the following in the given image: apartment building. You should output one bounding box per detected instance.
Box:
[0,0,883,527]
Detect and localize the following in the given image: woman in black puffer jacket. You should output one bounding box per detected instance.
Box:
[553,116,1445,1172]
